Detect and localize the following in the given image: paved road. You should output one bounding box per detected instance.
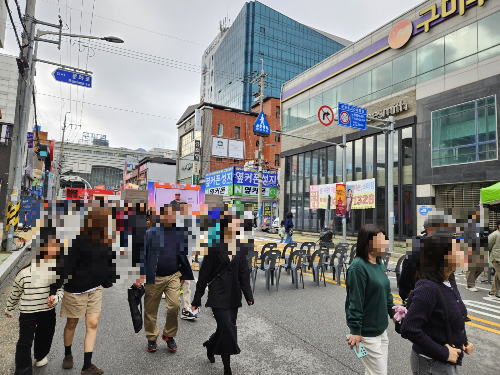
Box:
[0,234,499,374]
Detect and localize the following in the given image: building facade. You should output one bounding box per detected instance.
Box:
[124,157,177,189]
[176,98,281,185]
[280,0,500,238]
[53,142,175,194]
[203,1,350,110]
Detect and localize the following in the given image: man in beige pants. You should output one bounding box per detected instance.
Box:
[135,205,194,353]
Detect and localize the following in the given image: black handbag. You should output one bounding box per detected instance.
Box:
[127,285,145,333]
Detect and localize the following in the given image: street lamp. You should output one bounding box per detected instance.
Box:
[36,30,124,43]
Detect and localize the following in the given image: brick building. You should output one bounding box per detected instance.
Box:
[176,98,281,185]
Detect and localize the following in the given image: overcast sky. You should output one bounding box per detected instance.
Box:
[2,0,423,150]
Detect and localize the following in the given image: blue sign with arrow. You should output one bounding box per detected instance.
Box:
[338,102,367,131]
[253,112,270,137]
[52,68,92,88]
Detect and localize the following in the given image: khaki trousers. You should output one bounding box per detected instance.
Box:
[490,261,500,296]
[181,257,192,310]
[359,330,389,375]
[466,267,483,288]
[144,272,181,341]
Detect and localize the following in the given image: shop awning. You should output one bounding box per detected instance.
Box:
[481,181,500,205]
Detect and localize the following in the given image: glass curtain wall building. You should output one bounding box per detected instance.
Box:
[211,1,349,110]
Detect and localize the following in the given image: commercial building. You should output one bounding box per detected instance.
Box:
[124,156,177,189]
[53,141,175,195]
[201,1,350,110]
[280,0,500,238]
[176,98,281,185]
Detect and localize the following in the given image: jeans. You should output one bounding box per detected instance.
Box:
[15,309,56,375]
[279,236,284,243]
[285,234,292,244]
[410,350,459,375]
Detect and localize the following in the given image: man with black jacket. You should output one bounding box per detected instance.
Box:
[47,206,117,374]
[398,215,457,301]
[134,205,194,354]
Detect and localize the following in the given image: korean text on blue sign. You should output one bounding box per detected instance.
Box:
[205,167,234,188]
[233,166,277,187]
[253,112,270,137]
[338,102,367,131]
[53,68,92,88]
[27,132,34,149]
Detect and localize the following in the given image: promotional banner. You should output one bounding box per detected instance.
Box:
[346,178,375,210]
[211,137,228,157]
[335,184,346,218]
[319,184,336,209]
[228,139,244,159]
[233,166,277,198]
[205,167,233,195]
[310,185,319,209]
[147,181,202,209]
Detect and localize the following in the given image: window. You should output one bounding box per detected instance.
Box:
[256,140,259,147]
[275,132,280,142]
[432,96,497,167]
[234,126,240,139]
[217,124,223,136]
[276,106,280,119]
[216,158,222,162]
[260,26,265,33]
[233,159,239,164]
[275,154,279,166]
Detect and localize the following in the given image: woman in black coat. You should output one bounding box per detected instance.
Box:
[192,206,254,375]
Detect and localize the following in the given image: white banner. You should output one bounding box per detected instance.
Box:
[211,137,228,157]
[194,109,202,131]
[228,139,244,159]
[206,186,228,195]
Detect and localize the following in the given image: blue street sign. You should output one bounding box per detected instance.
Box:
[419,206,433,216]
[338,102,367,131]
[253,112,270,137]
[52,68,92,88]
[27,132,34,149]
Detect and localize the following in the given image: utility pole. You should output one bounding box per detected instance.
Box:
[256,59,267,231]
[3,0,37,251]
[386,116,395,253]
[342,133,347,243]
[54,112,70,197]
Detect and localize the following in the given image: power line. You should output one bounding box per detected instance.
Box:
[13,0,28,36]
[4,0,23,52]
[37,92,179,120]
[39,0,206,47]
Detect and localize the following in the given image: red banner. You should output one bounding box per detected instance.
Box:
[335,184,346,218]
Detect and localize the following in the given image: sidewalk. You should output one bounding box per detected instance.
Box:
[0,222,32,285]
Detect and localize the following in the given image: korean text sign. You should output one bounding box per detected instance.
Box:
[335,184,346,218]
[346,178,375,210]
[205,167,234,189]
[233,166,277,197]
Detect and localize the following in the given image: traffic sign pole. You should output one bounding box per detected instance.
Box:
[386,116,395,255]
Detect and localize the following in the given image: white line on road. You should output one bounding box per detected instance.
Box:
[463,300,500,320]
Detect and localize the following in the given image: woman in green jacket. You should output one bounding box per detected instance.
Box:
[488,219,500,298]
[345,224,395,375]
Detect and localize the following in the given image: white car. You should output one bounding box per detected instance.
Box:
[271,217,280,234]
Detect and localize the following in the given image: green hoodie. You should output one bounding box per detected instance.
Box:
[345,257,395,337]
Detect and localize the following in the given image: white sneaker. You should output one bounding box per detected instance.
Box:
[467,287,478,292]
[35,356,48,367]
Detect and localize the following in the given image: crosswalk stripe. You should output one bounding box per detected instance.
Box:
[463,300,500,314]
[483,296,500,304]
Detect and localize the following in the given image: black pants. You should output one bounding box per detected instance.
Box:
[206,308,240,356]
[15,309,56,375]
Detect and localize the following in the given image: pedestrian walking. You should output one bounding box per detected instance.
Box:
[488,219,500,298]
[47,206,118,374]
[134,205,194,353]
[464,210,483,292]
[278,220,286,243]
[284,212,294,244]
[345,224,395,375]
[5,229,64,375]
[401,233,474,374]
[191,205,254,375]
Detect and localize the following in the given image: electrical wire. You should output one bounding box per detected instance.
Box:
[37,92,179,120]
[4,0,23,53]
[39,0,206,47]
[13,0,28,35]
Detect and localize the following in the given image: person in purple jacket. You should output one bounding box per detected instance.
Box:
[401,233,474,375]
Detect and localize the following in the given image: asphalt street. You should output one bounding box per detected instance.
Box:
[0,235,499,374]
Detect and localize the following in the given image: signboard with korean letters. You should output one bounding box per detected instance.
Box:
[204,167,234,195]
[233,166,277,198]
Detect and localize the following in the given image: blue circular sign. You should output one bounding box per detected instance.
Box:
[419,206,428,216]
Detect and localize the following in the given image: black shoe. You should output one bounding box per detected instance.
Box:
[488,292,500,298]
[203,341,215,363]
[147,340,157,353]
[224,367,232,375]
[162,335,177,352]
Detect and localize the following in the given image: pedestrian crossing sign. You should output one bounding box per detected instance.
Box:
[253,112,270,137]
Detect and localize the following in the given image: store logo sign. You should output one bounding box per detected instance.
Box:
[370,101,409,120]
[416,0,485,33]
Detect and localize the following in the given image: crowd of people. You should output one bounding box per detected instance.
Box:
[3,199,499,375]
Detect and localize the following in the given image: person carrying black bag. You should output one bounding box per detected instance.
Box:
[191,205,254,375]
[401,233,474,375]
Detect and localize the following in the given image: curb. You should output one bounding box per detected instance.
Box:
[0,240,32,286]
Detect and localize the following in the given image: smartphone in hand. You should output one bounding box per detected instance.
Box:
[345,334,368,359]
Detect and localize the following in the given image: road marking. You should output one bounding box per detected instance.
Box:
[468,315,500,328]
[466,321,500,335]
[463,300,500,315]
[483,296,500,303]
[455,282,490,291]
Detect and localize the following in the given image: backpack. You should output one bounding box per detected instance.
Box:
[395,284,453,346]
